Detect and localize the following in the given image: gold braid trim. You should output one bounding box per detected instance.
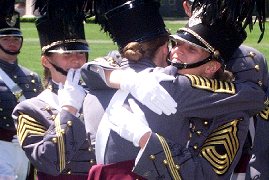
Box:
[259,106,269,120]
[200,119,240,175]
[41,39,88,53]
[156,134,181,180]
[185,74,236,94]
[259,98,269,120]
[54,114,66,172]
[17,114,46,146]
[180,27,215,53]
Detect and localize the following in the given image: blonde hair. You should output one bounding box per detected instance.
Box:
[120,35,169,62]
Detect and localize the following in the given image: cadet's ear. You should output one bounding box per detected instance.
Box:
[183,1,192,17]
[41,55,51,68]
[161,42,169,54]
[205,61,221,74]
[153,42,169,67]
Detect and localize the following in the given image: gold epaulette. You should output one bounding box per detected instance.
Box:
[200,119,240,175]
[185,74,236,94]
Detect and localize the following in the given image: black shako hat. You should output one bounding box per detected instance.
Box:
[95,0,168,48]
[170,0,266,63]
[0,0,22,37]
[34,0,91,54]
[170,15,247,62]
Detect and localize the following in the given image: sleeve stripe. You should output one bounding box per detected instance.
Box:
[156,133,182,180]
[54,114,66,172]
[17,115,46,145]
[201,119,240,174]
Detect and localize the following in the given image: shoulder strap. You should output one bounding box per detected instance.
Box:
[0,67,26,102]
[95,90,129,164]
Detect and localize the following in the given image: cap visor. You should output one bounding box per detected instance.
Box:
[170,31,209,52]
[0,28,22,37]
[47,43,89,53]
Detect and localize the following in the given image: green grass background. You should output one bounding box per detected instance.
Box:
[18,21,269,77]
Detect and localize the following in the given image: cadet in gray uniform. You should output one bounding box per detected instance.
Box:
[246,108,269,180]
[181,1,269,179]
[83,0,267,179]
[0,1,43,179]
[81,0,176,146]
[12,1,95,179]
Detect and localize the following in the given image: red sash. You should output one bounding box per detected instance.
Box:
[88,160,146,180]
[37,171,87,180]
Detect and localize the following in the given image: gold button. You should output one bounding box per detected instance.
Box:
[45,105,50,111]
[193,145,198,150]
[90,159,95,164]
[31,79,36,83]
[88,147,94,152]
[67,170,71,174]
[3,116,6,120]
[149,155,156,160]
[213,50,220,58]
[33,89,37,92]
[258,80,263,86]
[163,159,168,165]
[52,137,57,143]
[13,75,17,79]
[67,121,72,127]
[254,65,260,71]
[0,108,3,111]
[196,131,202,135]
[175,165,180,170]
[249,51,256,58]
[204,121,208,125]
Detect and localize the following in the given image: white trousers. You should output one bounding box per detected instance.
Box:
[0,140,29,180]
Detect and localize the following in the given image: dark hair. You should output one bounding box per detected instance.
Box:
[121,35,169,62]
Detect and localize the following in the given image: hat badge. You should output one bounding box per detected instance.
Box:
[6,13,18,27]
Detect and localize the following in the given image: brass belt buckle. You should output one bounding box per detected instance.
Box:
[11,86,23,101]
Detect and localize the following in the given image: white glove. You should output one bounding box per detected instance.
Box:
[58,68,86,111]
[109,99,151,147]
[107,50,124,64]
[120,70,177,115]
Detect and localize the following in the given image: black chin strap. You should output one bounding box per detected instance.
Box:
[167,56,213,70]
[0,37,23,55]
[48,61,68,76]
[0,44,20,55]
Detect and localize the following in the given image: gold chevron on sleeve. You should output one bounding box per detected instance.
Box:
[156,134,182,180]
[185,74,235,94]
[259,106,269,120]
[54,114,66,172]
[259,98,269,120]
[17,114,46,146]
[200,119,240,175]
